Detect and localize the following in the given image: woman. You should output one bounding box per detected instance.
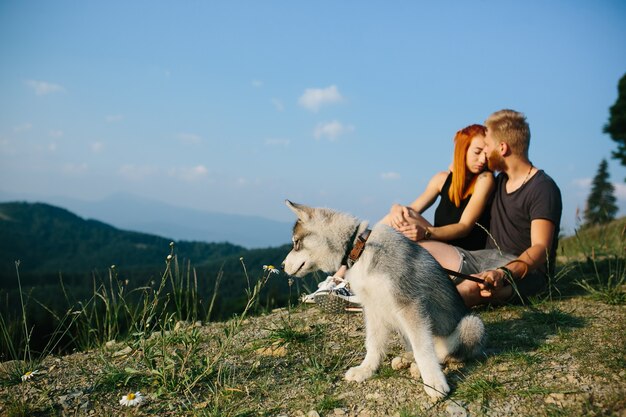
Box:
[383,124,493,250]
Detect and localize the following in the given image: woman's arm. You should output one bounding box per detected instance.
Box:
[424,172,494,241]
[384,171,448,229]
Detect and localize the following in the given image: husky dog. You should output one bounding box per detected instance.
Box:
[282,200,485,399]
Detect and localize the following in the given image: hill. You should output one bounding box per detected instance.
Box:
[0,191,292,248]
[0,201,249,280]
[0,210,624,416]
[0,202,316,352]
[0,275,624,416]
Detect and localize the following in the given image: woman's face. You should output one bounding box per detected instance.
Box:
[465,135,487,174]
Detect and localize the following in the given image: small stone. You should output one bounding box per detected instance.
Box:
[307,411,321,417]
[112,346,132,357]
[545,393,566,405]
[446,401,468,417]
[104,340,117,350]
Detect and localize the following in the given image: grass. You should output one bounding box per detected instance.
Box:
[1,218,626,416]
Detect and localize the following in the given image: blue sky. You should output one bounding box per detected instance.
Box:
[1,1,625,236]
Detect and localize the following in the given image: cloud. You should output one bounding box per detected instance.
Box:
[271,98,285,112]
[177,133,202,145]
[572,178,591,188]
[265,138,290,147]
[314,120,354,141]
[62,163,88,174]
[49,129,64,138]
[169,165,209,181]
[235,177,261,187]
[298,85,343,112]
[105,114,124,123]
[573,177,626,200]
[381,172,401,180]
[13,123,32,133]
[26,80,65,95]
[91,142,104,153]
[252,79,263,88]
[118,164,158,181]
[614,182,626,200]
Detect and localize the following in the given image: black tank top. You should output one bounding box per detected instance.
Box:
[433,172,490,250]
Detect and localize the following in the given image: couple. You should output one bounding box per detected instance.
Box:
[309,109,562,309]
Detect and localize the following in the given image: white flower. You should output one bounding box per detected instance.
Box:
[119,391,143,407]
[166,254,173,261]
[263,265,280,274]
[21,369,39,381]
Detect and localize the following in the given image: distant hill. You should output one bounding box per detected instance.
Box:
[0,201,247,278]
[0,201,311,321]
[0,191,292,248]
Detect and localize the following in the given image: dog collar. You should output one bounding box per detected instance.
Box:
[347,229,371,268]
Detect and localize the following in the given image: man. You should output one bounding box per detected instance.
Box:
[414,109,562,306]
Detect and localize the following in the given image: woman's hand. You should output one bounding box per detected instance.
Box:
[389,204,411,229]
[396,224,427,242]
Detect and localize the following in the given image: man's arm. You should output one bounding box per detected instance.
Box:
[478,218,555,294]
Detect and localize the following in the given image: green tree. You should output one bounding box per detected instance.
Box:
[604,72,626,173]
[584,159,618,227]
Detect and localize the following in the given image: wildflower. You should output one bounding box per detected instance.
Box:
[169,241,175,247]
[263,265,280,274]
[239,257,244,261]
[111,264,116,269]
[166,254,173,261]
[119,391,143,407]
[21,369,39,381]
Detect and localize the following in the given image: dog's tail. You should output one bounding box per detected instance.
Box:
[443,314,485,361]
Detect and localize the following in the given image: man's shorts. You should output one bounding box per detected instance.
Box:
[453,247,547,303]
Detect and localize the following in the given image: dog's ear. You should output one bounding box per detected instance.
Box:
[285,200,313,221]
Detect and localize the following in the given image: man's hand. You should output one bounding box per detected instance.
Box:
[475,269,507,297]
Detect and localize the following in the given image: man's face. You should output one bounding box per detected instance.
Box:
[484,129,506,172]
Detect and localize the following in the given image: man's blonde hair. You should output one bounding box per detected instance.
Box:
[485,109,530,157]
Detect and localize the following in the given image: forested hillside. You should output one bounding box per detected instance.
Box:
[0,202,315,354]
[0,202,247,280]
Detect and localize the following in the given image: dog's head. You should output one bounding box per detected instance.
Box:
[282,200,359,277]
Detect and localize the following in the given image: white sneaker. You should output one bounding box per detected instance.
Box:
[301,276,343,303]
[314,285,362,313]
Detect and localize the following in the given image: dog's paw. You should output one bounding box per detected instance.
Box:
[391,351,414,370]
[345,365,374,382]
[422,374,450,400]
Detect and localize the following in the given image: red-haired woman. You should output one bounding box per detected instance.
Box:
[382,124,493,250]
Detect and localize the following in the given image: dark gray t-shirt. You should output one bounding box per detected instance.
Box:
[486,170,562,273]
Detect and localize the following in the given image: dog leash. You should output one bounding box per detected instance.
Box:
[442,267,486,284]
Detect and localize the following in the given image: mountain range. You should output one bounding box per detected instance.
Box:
[0,191,292,249]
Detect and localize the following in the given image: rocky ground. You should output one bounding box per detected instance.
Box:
[1,293,625,417]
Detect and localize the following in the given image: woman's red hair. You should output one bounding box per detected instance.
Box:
[448,124,487,207]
